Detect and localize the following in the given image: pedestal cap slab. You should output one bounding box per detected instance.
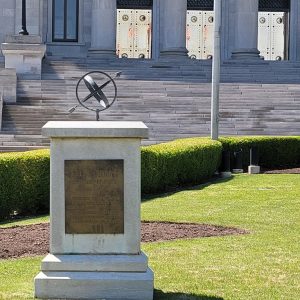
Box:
[4,35,42,44]
[1,43,46,53]
[42,121,149,139]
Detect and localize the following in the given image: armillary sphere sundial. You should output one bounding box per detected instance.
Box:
[69,71,121,120]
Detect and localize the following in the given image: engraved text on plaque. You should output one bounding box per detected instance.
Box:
[65,160,124,234]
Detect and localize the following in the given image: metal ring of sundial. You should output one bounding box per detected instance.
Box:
[75,71,117,119]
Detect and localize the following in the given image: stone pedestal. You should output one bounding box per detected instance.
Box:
[89,0,117,58]
[1,35,46,79]
[160,0,188,59]
[248,165,260,174]
[231,0,261,60]
[34,121,153,300]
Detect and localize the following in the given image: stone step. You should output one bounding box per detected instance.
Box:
[2,57,300,151]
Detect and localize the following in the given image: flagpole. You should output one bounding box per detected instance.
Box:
[211,0,221,140]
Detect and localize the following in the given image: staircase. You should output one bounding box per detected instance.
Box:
[0,57,300,152]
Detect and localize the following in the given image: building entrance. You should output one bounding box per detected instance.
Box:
[186,10,214,60]
[186,10,288,61]
[258,0,290,60]
[116,0,152,59]
[258,12,288,60]
[114,0,290,60]
[117,9,152,59]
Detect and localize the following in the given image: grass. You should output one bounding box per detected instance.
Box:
[0,174,299,299]
[0,215,49,229]
[0,257,41,300]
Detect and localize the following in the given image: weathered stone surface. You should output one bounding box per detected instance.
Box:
[5,35,42,44]
[0,68,16,103]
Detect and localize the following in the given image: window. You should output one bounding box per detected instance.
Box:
[259,0,290,12]
[53,0,79,42]
[117,0,153,9]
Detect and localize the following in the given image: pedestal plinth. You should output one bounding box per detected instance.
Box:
[231,48,262,60]
[34,121,153,300]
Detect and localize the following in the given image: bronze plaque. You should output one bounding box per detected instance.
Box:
[65,160,124,234]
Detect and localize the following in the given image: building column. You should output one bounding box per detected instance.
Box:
[289,0,300,61]
[231,0,261,59]
[152,0,161,60]
[89,0,116,58]
[160,0,188,58]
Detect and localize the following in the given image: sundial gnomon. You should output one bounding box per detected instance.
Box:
[69,71,121,120]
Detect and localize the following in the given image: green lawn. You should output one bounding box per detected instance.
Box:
[0,174,299,300]
[0,215,49,229]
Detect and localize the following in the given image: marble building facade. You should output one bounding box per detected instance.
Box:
[0,0,300,61]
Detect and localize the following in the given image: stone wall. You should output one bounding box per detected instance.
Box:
[0,0,16,57]
[15,0,41,36]
[0,68,17,103]
[0,89,2,130]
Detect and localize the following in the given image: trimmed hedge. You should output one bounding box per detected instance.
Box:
[0,138,222,219]
[220,136,300,168]
[141,138,222,194]
[1,136,299,219]
[0,149,50,219]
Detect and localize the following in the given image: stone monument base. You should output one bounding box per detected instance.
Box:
[35,252,154,300]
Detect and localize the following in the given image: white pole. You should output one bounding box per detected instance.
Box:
[211,0,222,140]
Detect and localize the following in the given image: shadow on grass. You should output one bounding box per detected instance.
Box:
[142,176,234,203]
[154,289,223,300]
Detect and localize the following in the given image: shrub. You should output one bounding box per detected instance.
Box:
[0,149,50,219]
[1,136,299,220]
[141,138,222,194]
[219,136,300,168]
